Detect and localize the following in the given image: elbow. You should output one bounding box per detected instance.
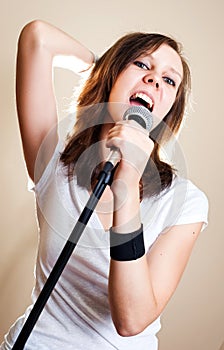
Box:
[112,309,161,337]
[18,20,46,51]
[113,318,150,337]
[116,326,145,338]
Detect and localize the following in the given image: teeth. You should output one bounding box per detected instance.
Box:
[132,92,153,109]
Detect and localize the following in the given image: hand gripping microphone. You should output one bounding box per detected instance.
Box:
[106,105,153,167]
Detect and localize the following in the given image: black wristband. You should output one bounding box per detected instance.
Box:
[110,224,145,261]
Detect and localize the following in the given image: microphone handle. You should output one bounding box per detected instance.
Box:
[106,147,121,167]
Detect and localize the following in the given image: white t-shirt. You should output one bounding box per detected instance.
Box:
[1,139,208,350]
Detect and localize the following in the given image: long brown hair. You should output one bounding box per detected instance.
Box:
[60,32,191,198]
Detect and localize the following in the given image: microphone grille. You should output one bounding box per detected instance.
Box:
[123,106,153,131]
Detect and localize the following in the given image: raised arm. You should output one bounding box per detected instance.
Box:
[16,20,94,181]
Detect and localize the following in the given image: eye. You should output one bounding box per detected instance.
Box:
[163,77,176,87]
[133,61,149,70]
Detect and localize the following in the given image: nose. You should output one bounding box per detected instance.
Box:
[144,76,160,89]
[147,79,159,89]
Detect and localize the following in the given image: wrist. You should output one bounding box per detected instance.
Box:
[78,51,97,73]
[111,180,141,234]
[111,179,140,210]
[110,224,145,261]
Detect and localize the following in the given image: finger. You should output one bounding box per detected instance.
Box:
[114,120,150,137]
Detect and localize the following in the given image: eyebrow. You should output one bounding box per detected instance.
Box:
[168,66,183,80]
[141,53,183,81]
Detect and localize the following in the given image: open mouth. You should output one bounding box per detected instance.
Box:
[130,92,154,112]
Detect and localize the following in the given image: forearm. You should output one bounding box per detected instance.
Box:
[19,20,94,73]
[108,255,158,336]
[111,180,141,232]
[108,183,159,336]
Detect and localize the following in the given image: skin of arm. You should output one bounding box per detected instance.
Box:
[16,20,94,181]
[108,222,203,337]
[106,121,203,336]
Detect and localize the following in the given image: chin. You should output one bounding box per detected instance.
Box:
[107,102,132,122]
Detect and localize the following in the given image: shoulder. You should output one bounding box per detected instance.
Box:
[163,175,209,229]
[170,175,208,208]
[141,175,209,251]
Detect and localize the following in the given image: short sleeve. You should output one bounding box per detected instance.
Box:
[170,177,209,231]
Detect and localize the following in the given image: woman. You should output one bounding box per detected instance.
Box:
[1,20,208,349]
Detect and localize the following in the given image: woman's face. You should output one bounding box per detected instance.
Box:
[108,44,183,123]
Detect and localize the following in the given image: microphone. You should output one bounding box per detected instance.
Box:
[106,105,153,167]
